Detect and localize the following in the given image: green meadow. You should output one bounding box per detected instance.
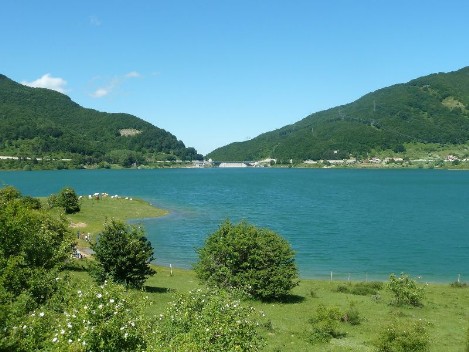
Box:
[65,197,469,351]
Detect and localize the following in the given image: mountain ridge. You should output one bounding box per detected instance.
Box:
[207,66,469,162]
[0,74,202,167]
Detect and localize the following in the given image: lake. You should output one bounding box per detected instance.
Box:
[1,168,468,282]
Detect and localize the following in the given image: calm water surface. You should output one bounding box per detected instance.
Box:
[1,168,468,282]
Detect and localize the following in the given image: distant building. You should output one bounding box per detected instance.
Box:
[219,162,248,168]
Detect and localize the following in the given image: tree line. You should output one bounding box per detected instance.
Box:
[0,74,203,168]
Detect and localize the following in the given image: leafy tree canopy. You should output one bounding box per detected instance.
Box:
[0,74,202,167]
[91,220,156,289]
[194,220,299,300]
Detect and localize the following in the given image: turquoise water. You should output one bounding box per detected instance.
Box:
[1,168,468,282]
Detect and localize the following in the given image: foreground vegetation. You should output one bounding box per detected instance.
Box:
[2,186,469,351]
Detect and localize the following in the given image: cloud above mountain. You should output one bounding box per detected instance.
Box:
[22,74,67,93]
[91,71,141,98]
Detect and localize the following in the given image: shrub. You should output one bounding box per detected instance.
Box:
[91,220,155,289]
[387,273,425,307]
[0,193,73,302]
[307,304,346,344]
[194,220,299,300]
[154,289,264,352]
[352,281,383,295]
[0,185,22,205]
[450,281,468,288]
[341,301,362,326]
[2,281,153,351]
[336,281,383,296]
[57,187,80,214]
[375,319,430,352]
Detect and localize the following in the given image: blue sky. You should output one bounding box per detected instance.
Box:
[2,1,468,155]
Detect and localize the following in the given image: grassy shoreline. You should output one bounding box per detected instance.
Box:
[62,196,469,351]
[62,195,167,251]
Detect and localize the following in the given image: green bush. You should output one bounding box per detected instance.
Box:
[2,281,153,351]
[0,191,73,303]
[47,187,80,214]
[194,220,299,300]
[91,220,155,289]
[307,304,346,344]
[0,185,21,205]
[387,273,425,307]
[57,187,80,214]
[336,281,383,296]
[341,301,362,326]
[154,289,264,351]
[450,281,468,288]
[375,319,430,352]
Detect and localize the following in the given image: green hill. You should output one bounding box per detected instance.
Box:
[207,67,469,162]
[0,74,202,167]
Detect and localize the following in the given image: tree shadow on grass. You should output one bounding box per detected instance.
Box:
[143,285,174,294]
[262,294,305,304]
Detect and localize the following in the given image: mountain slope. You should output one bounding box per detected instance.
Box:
[207,67,469,161]
[0,74,201,164]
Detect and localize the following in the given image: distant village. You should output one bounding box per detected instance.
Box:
[192,154,468,168]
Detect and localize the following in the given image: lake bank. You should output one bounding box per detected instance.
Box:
[3,168,468,282]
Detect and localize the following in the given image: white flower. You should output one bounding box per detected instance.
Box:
[39,312,45,317]
[52,337,58,343]
[109,298,115,304]
[67,322,72,328]
[68,339,73,343]
[98,304,103,309]
[97,293,102,298]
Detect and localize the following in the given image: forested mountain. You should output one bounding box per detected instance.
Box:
[0,74,202,167]
[207,67,469,162]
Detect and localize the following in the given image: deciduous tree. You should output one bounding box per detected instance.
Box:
[91,220,155,289]
[194,220,299,300]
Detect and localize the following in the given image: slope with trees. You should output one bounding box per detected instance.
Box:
[207,66,469,162]
[0,74,203,167]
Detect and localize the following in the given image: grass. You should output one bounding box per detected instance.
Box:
[62,196,469,351]
[141,269,469,351]
[62,262,469,352]
[67,196,167,234]
[57,196,168,249]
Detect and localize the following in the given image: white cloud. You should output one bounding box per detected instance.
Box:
[22,74,68,93]
[92,88,110,98]
[125,71,141,78]
[91,72,141,99]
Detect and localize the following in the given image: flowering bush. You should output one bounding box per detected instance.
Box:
[388,273,425,307]
[49,281,153,351]
[2,281,154,351]
[154,289,264,352]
